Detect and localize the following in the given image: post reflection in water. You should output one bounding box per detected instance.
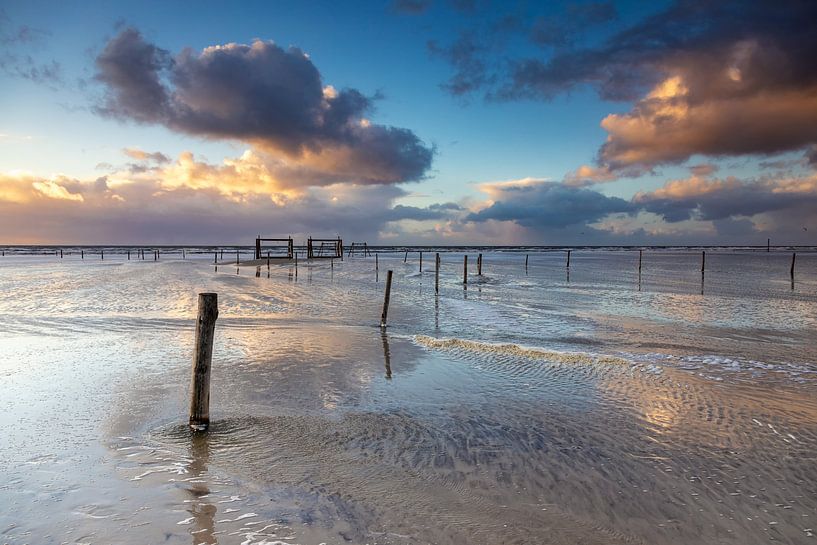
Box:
[186,431,216,545]
[434,294,439,331]
[381,331,392,380]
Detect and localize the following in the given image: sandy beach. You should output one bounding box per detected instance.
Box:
[1,249,816,544]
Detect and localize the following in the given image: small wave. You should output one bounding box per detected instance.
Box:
[412,335,630,366]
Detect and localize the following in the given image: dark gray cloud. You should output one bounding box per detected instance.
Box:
[95,28,433,186]
[633,175,817,227]
[0,11,62,86]
[393,0,432,14]
[388,202,463,221]
[426,1,817,169]
[467,181,632,228]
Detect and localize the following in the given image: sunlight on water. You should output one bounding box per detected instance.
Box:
[0,249,815,544]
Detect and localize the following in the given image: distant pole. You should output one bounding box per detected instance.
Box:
[101,250,104,260]
[435,253,440,294]
[267,256,270,271]
[214,252,217,264]
[463,255,468,285]
[701,250,706,272]
[183,248,186,259]
[638,249,642,273]
[81,250,84,259]
[236,249,239,265]
[380,270,393,328]
[477,253,482,275]
[189,293,218,431]
[375,253,379,271]
[127,250,130,260]
[154,250,157,261]
[525,254,528,272]
[404,250,408,263]
[791,252,796,280]
[220,249,223,260]
[60,249,63,259]
[767,238,770,252]
[566,250,571,268]
[157,249,160,260]
[295,252,298,278]
[420,251,423,272]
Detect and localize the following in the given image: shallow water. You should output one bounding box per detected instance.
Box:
[1,249,816,544]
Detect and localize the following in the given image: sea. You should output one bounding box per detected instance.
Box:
[0,246,815,544]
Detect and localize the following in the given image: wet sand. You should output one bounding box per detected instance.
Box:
[1,252,816,544]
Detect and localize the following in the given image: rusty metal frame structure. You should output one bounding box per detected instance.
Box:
[255,237,294,259]
[307,237,343,259]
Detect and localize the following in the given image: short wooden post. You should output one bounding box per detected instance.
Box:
[638,249,642,273]
[477,253,482,275]
[214,252,217,264]
[767,238,770,252]
[463,255,468,284]
[380,270,393,328]
[101,250,104,260]
[701,250,706,272]
[183,248,186,259]
[295,252,298,278]
[435,253,440,294]
[404,251,408,263]
[220,249,223,260]
[60,249,63,259]
[420,251,423,272]
[525,254,528,272]
[375,253,379,271]
[791,252,796,280]
[127,250,130,260]
[189,293,218,431]
[81,250,84,259]
[267,256,270,271]
[236,249,239,265]
[566,250,571,268]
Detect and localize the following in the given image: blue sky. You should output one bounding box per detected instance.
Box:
[1,1,816,244]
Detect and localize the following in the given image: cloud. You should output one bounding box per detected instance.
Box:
[466,177,632,228]
[0,148,450,243]
[0,11,63,86]
[122,148,170,164]
[563,164,618,187]
[95,28,433,187]
[392,0,432,14]
[633,172,817,229]
[429,1,817,169]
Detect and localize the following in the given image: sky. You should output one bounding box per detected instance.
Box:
[1,0,816,245]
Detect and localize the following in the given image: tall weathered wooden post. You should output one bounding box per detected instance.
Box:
[463,255,468,285]
[189,293,218,431]
[380,270,393,328]
[435,253,440,294]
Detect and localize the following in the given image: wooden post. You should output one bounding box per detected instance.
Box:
[380,270,393,328]
[214,252,217,264]
[477,253,482,275]
[375,253,379,271]
[701,250,706,272]
[189,293,218,431]
[101,250,104,260]
[183,248,186,259]
[267,256,270,271]
[404,250,408,263]
[525,254,528,272]
[638,249,642,273]
[127,250,130,260]
[566,250,571,268]
[295,252,298,278]
[435,253,440,294]
[220,249,224,260]
[256,237,261,260]
[420,251,423,272]
[60,249,63,259]
[767,238,770,252]
[81,250,84,259]
[463,255,468,284]
[791,252,796,280]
